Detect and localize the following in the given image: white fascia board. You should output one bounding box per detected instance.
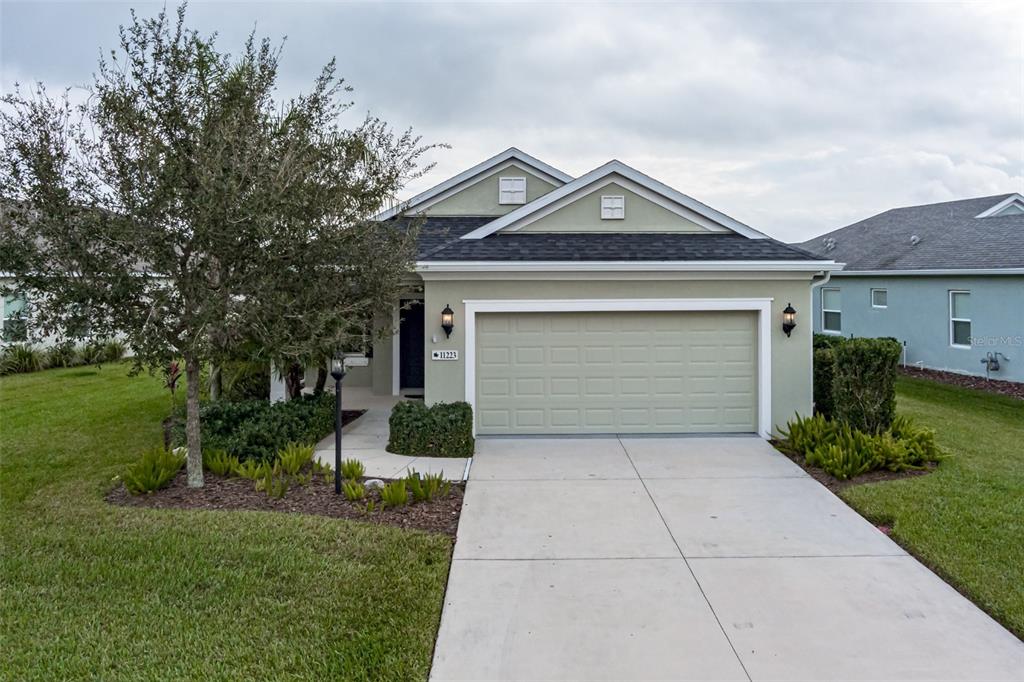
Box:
[374,147,573,220]
[974,193,1024,218]
[416,260,843,273]
[832,268,1024,276]
[459,160,771,240]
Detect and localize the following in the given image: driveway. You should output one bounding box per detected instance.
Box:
[431,437,1024,681]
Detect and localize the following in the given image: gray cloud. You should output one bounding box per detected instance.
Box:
[3,1,1020,241]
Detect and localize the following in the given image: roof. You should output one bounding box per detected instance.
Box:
[796,194,1024,272]
[460,160,770,241]
[405,216,824,263]
[375,148,573,220]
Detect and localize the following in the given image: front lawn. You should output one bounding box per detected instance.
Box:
[842,376,1024,639]
[0,365,452,680]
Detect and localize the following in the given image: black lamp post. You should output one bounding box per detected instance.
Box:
[782,303,797,337]
[441,304,455,338]
[330,354,347,494]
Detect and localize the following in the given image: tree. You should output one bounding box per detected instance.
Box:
[0,5,434,486]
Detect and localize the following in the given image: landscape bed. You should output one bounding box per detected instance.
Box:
[774,446,937,494]
[108,471,464,537]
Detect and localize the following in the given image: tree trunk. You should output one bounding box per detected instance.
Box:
[209,364,222,401]
[285,362,304,400]
[184,354,205,488]
[314,366,327,395]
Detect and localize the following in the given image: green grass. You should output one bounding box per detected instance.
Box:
[842,376,1024,638]
[1,364,451,681]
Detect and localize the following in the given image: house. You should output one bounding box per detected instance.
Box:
[338,148,839,437]
[796,194,1024,383]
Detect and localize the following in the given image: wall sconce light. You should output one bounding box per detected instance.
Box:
[441,304,455,338]
[782,303,797,337]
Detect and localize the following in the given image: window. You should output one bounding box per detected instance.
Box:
[600,195,625,220]
[871,288,888,308]
[949,290,971,348]
[498,177,527,205]
[821,288,841,333]
[2,293,27,343]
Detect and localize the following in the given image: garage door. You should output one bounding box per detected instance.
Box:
[475,311,757,434]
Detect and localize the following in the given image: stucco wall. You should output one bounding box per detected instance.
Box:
[518,179,718,233]
[811,274,1024,382]
[423,163,558,216]
[420,275,816,435]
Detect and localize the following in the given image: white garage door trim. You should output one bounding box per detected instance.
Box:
[464,298,773,438]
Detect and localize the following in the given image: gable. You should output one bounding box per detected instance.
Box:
[516,178,727,233]
[424,163,558,217]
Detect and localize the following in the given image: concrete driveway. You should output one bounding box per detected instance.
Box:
[431,437,1024,681]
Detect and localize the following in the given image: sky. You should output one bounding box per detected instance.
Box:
[2,1,1021,242]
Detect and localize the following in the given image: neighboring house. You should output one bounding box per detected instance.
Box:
[342,147,838,438]
[797,194,1024,383]
[0,287,29,346]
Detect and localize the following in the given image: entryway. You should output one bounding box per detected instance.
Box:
[399,299,425,392]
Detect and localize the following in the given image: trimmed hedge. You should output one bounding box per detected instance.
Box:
[172,393,335,463]
[832,337,902,434]
[387,400,474,458]
[812,347,836,419]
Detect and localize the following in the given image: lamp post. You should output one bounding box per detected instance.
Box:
[330,354,347,494]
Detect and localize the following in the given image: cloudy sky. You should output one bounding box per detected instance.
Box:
[2,1,1021,241]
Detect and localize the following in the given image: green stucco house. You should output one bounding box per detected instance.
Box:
[798,194,1024,383]
[344,148,839,438]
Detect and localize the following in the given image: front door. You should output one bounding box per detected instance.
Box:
[399,300,425,389]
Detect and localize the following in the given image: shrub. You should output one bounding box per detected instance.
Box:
[342,480,366,501]
[813,333,846,350]
[779,413,941,480]
[0,344,47,375]
[813,347,837,419]
[202,448,238,476]
[233,458,269,480]
[123,447,185,494]
[380,480,408,508]
[77,341,106,366]
[387,400,474,458]
[340,458,365,480]
[405,469,450,503]
[222,361,271,401]
[832,337,902,433]
[46,342,81,369]
[102,339,126,362]
[277,442,314,476]
[255,463,289,499]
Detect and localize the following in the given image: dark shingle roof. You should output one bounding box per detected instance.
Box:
[795,195,1024,271]
[402,216,822,262]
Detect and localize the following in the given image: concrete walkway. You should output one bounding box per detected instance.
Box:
[431,436,1024,681]
[313,388,469,481]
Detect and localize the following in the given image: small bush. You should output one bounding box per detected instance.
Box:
[380,480,408,508]
[277,442,314,476]
[203,448,238,476]
[405,469,450,503]
[233,458,269,480]
[340,458,365,480]
[342,480,366,501]
[832,337,902,434]
[813,347,836,419]
[123,447,185,494]
[0,344,47,375]
[222,361,271,401]
[46,342,81,369]
[255,463,289,499]
[102,339,126,362]
[77,341,106,366]
[387,400,474,457]
[806,442,874,480]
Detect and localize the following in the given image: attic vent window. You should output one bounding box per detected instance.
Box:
[498,177,527,205]
[975,195,1024,218]
[601,195,625,220]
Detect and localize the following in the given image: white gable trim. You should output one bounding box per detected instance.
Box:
[460,160,769,240]
[975,193,1024,218]
[374,148,573,220]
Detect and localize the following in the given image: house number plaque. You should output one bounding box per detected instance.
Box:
[431,350,458,361]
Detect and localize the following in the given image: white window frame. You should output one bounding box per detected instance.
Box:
[949,290,971,349]
[498,176,527,205]
[821,287,842,334]
[600,194,625,220]
[870,288,888,309]
[463,298,774,438]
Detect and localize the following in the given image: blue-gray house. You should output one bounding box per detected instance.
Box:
[797,194,1024,383]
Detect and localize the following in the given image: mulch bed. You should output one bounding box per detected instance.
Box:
[772,442,937,494]
[900,366,1023,400]
[107,468,464,538]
